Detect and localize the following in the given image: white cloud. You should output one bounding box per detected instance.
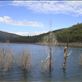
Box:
[0,16,44,27]
[12,1,82,16]
[12,31,48,36]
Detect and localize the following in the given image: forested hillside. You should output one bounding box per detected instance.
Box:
[0,23,82,43]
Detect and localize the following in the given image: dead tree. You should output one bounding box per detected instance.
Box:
[63,46,68,70]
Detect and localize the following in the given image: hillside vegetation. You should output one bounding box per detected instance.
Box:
[55,23,82,43]
[0,23,82,43]
[33,23,82,43]
[0,31,20,42]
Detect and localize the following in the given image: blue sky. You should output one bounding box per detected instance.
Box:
[0,1,82,36]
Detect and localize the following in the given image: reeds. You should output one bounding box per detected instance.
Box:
[0,48,14,71]
[0,47,31,72]
[3,48,13,71]
[41,56,50,72]
[20,49,31,71]
[41,52,52,73]
[79,54,82,65]
[0,48,4,68]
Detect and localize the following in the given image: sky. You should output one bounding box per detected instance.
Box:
[0,1,82,36]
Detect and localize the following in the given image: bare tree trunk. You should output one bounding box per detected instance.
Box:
[48,31,52,73]
[49,46,52,73]
[63,46,68,70]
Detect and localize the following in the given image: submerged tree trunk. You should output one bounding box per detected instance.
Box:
[63,46,68,70]
[49,46,52,73]
[63,31,69,70]
[48,31,52,73]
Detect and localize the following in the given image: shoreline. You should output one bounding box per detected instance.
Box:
[36,42,82,48]
[0,42,82,48]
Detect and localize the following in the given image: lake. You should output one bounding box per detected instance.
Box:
[0,43,82,82]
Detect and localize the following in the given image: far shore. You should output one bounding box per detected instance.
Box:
[36,42,82,48]
[0,42,82,48]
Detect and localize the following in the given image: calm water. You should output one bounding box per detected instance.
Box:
[0,43,82,82]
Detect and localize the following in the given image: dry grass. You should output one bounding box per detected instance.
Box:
[41,58,49,72]
[41,53,52,73]
[79,54,82,65]
[0,48,14,71]
[0,47,31,72]
[20,49,31,71]
[0,48,4,68]
[3,48,13,71]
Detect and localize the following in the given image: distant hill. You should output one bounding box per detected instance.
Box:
[31,23,82,43]
[0,23,82,43]
[55,23,82,43]
[0,31,20,42]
